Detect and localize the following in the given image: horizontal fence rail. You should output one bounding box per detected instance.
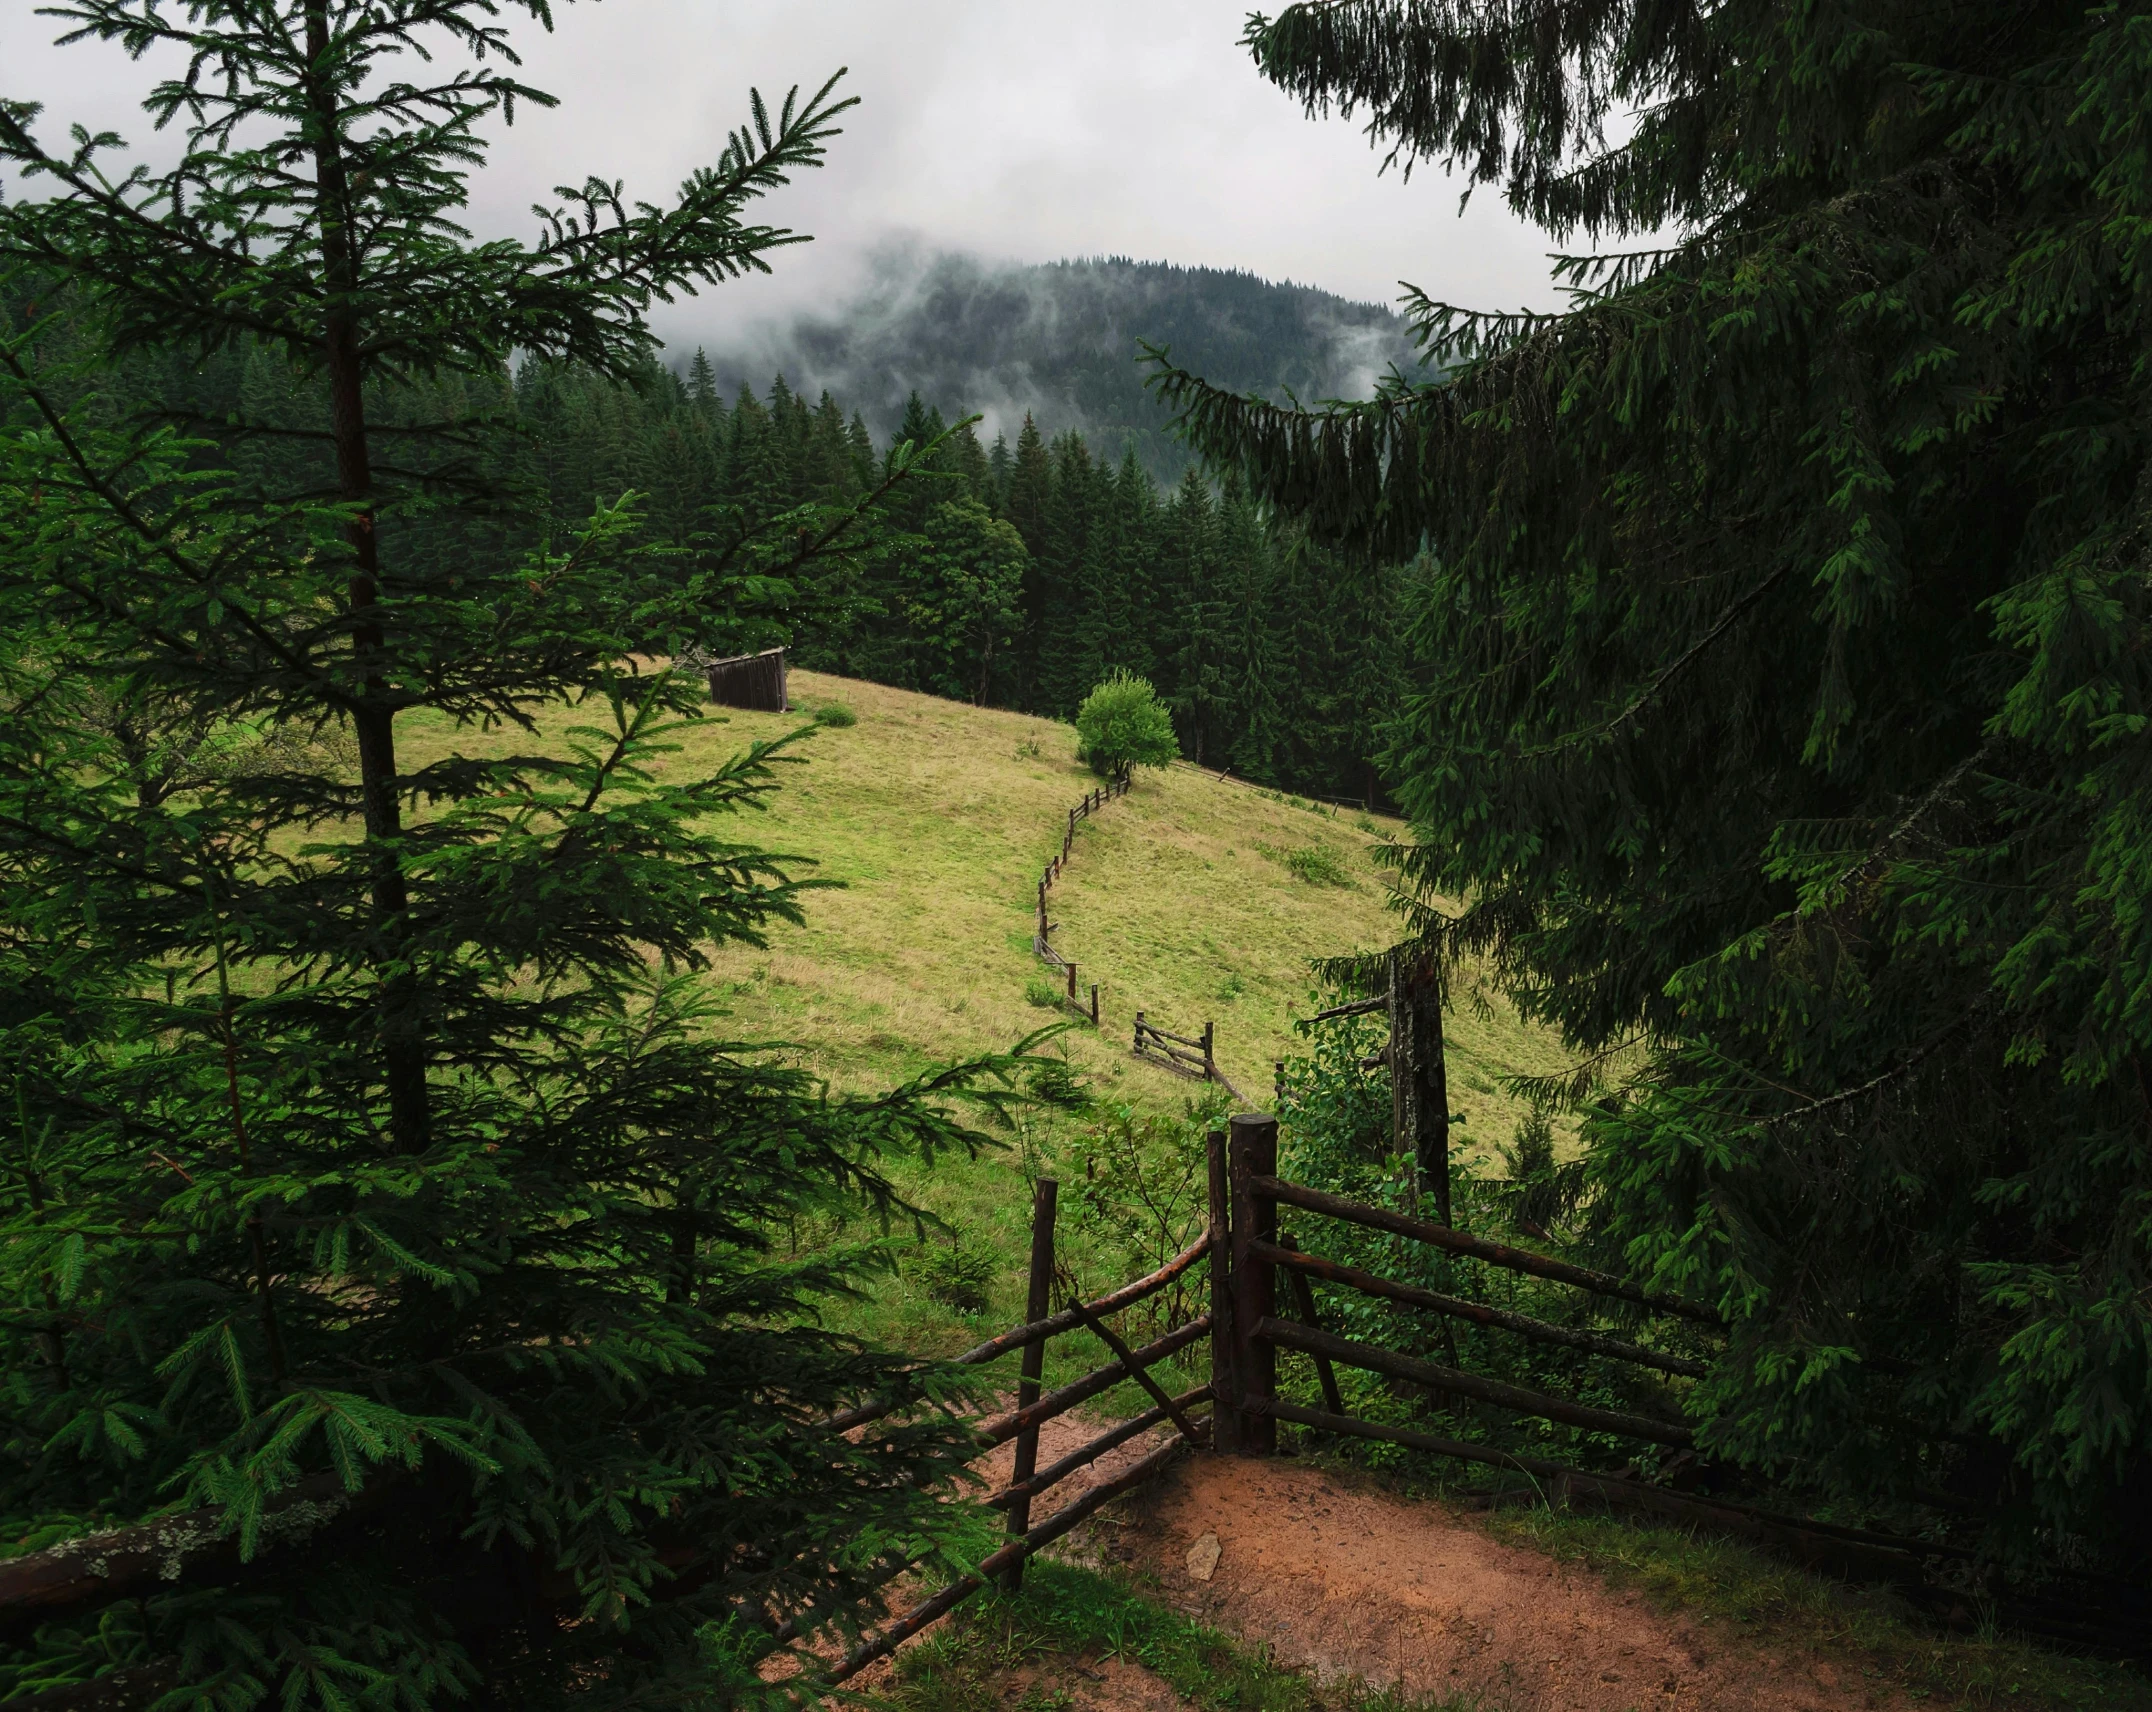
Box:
[1250,1240,1710,1380]
[810,1174,1215,1683]
[828,1432,1194,1685]
[1253,1174,1725,1327]
[1258,1318,1695,1448]
[983,1385,1213,1511]
[826,1232,1211,1434]
[976,1316,1213,1448]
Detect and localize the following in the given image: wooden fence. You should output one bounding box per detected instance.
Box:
[1032,774,1129,1023]
[1207,1112,2150,1655]
[1028,773,1247,1090]
[824,1175,1215,1682]
[1133,1012,1230,1092]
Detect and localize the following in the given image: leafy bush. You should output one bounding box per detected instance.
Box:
[1073,673,1179,778]
[1254,842,1354,886]
[1056,1092,1228,1335]
[1284,846,1351,886]
[1025,977,1064,1008]
[813,700,857,727]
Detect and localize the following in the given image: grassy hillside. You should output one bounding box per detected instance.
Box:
[404,668,1569,1362]
[632,671,1563,1132]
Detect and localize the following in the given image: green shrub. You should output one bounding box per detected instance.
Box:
[1057,1092,1229,1335]
[913,1238,996,1317]
[1284,845,1351,886]
[813,700,857,727]
[1254,842,1354,886]
[1073,672,1178,778]
[1025,977,1063,1008]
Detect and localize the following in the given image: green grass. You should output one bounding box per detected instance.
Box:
[388,668,2147,1705]
[883,1557,1484,1712]
[1473,1499,2150,1711]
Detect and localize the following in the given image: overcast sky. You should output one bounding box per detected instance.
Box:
[1,1,1567,346]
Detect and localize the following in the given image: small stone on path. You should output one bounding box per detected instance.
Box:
[1185,1532,1222,1582]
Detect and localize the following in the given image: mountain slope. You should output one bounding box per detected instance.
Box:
[403,669,1563,1357]
[702,252,1429,481]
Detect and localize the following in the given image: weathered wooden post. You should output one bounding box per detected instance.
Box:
[1274,1060,1286,1108]
[1388,952,1452,1225]
[1201,1021,1216,1083]
[1133,1010,1145,1055]
[1205,1129,1237,1452]
[1226,1113,1277,1454]
[1036,881,1046,935]
[1003,1178,1058,1588]
[1089,984,1099,1025]
[1066,961,1077,1001]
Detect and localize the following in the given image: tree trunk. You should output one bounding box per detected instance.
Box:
[303,0,429,1151]
[1388,952,1450,1224]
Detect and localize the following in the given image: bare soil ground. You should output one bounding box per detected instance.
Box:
[923,1424,1914,1712]
[1111,1452,1911,1712]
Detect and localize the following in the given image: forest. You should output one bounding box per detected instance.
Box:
[133,334,1411,803]
[712,250,1430,483]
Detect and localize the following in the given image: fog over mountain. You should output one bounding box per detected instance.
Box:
[689,247,1431,482]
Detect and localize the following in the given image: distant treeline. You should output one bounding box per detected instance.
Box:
[524,354,1414,804]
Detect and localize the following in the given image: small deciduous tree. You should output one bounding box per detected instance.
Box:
[1073,672,1179,779]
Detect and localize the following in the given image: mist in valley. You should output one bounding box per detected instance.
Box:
[682,243,1433,480]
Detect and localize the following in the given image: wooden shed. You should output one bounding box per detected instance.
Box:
[703,647,788,712]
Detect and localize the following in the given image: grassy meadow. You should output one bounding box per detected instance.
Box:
[399,667,1573,1379]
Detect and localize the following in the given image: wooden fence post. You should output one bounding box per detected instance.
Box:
[1206,1129,1238,1452]
[1133,1010,1145,1055]
[1003,1178,1058,1589]
[1036,882,1046,934]
[1066,961,1077,1001]
[1201,1022,1216,1083]
[1089,984,1099,1025]
[1227,1113,1277,1454]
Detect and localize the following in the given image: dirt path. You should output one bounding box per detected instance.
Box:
[855,1421,1916,1710]
[1105,1451,1906,1712]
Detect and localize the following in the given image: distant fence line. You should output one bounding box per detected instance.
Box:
[1031,771,1240,1098]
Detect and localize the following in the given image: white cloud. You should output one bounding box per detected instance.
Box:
[1,0,1567,348]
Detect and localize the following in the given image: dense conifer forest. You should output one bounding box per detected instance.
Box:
[114,332,1413,803]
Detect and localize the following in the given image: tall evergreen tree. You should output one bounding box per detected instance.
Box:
[1156,0,2152,1567]
[0,7,1060,1706]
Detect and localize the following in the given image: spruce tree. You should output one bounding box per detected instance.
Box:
[0,5,1059,1705]
[1158,466,1226,767]
[1157,0,2152,1567]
